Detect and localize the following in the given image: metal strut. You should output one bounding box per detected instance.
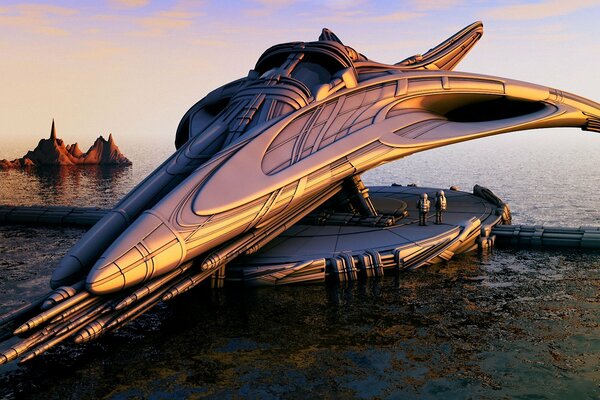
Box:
[342,175,378,217]
[305,175,405,227]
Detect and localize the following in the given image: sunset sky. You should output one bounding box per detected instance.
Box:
[2,0,600,158]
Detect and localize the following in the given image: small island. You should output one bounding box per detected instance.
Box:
[0,120,131,169]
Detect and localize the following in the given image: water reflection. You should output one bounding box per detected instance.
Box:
[0,143,172,210]
[1,246,598,399]
[0,165,132,209]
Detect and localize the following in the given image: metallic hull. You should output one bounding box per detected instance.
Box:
[2,21,600,365]
[86,68,600,294]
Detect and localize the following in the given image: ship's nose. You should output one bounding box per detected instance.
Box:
[86,257,126,294]
[86,211,186,295]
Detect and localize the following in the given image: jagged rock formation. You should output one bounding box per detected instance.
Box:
[0,120,131,169]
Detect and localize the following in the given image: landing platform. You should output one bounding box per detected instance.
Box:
[229,185,507,285]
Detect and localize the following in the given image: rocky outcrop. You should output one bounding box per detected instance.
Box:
[79,134,131,165]
[0,120,131,169]
[66,143,83,158]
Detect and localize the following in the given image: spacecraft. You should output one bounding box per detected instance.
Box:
[1,21,600,364]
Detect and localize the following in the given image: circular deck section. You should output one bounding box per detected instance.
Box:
[230,185,504,285]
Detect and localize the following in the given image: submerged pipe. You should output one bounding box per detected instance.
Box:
[13,292,90,335]
[114,261,194,310]
[42,281,85,310]
[492,225,600,248]
[0,294,49,327]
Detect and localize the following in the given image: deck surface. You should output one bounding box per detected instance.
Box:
[246,185,501,264]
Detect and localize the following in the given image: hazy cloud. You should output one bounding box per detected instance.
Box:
[411,0,464,11]
[200,0,461,23]
[243,0,298,17]
[132,5,204,36]
[0,3,78,36]
[484,0,599,20]
[74,40,130,60]
[192,37,232,47]
[365,11,423,22]
[487,22,580,45]
[310,9,422,24]
[321,0,369,9]
[108,0,150,9]
[252,0,297,6]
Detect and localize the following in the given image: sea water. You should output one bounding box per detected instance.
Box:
[0,129,599,399]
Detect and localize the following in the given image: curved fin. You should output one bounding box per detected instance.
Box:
[396,21,484,70]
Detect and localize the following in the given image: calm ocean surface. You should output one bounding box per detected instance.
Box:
[0,129,599,399]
